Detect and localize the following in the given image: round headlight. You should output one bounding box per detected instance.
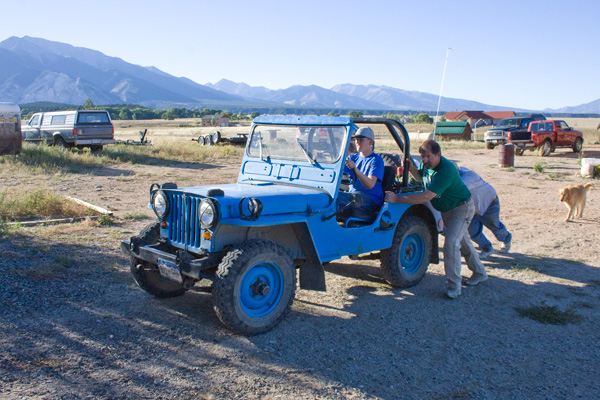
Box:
[152,190,169,220]
[199,199,217,229]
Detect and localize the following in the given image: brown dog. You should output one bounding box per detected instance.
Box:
[558,183,594,222]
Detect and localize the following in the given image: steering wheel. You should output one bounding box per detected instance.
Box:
[341,170,356,186]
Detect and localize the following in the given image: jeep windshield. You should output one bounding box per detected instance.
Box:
[247,124,346,164]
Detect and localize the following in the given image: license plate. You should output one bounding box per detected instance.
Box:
[91,139,101,144]
[158,258,183,283]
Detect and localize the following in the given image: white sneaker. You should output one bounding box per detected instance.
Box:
[465,273,488,286]
[500,241,511,253]
[480,248,494,259]
[446,288,461,299]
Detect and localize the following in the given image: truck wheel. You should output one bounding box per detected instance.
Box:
[515,148,525,156]
[541,140,552,157]
[54,136,69,148]
[212,130,221,144]
[572,137,583,153]
[90,145,103,153]
[212,240,296,335]
[130,222,186,298]
[380,216,432,288]
[486,143,494,150]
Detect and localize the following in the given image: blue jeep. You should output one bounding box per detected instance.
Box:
[121,116,442,335]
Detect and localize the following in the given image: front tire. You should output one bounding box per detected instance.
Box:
[486,143,494,150]
[572,137,583,153]
[380,216,432,288]
[130,222,186,298]
[212,240,296,335]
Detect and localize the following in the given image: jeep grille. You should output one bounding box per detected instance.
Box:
[167,192,202,250]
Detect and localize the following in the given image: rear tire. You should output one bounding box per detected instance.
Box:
[515,147,525,156]
[54,136,69,148]
[572,137,583,153]
[130,222,186,298]
[380,216,432,288]
[541,140,552,157]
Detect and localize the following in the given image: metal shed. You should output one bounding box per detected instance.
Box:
[433,121,472,141]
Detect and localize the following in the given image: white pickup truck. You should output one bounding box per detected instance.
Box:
[22,110,116,152]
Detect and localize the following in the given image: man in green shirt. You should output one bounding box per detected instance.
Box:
[385,140,487,298]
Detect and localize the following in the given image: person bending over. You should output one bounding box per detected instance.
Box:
[384,140,487,299]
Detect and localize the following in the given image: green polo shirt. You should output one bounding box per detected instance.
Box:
[419,156,471,212]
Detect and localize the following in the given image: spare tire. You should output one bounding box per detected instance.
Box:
[379,153,402,192]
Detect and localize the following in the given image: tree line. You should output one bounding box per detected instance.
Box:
[19,100,456,124]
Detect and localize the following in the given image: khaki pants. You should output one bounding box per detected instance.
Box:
[441,199,486,292]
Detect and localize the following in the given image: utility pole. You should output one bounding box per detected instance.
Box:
[434,47,452,138]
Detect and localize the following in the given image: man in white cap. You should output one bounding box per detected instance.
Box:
[337,126,385,214]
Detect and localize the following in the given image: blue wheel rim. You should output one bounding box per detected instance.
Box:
[400,233,425,274]
[239,263,284,318]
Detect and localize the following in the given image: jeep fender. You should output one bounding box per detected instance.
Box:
[228,222,326,292]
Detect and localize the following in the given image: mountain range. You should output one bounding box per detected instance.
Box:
[1,36,598,114]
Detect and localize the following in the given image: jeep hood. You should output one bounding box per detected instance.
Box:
[177,183,332,219]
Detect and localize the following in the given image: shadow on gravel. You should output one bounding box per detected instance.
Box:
[249,256,600,399]
[2,230,599,399]
[474,251,600,285]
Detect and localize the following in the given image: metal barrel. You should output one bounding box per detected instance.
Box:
[498,143,514,168]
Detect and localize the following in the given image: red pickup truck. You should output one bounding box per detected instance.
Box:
[508,120,583,156]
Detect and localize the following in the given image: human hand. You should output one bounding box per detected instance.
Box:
[384,191,397,203]
[345,160,356,170]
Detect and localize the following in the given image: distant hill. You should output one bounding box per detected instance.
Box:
[545,98,600,114]
[206,79,389,109]
[0,36,244,106]
[330,84,520,112]
[2,36,599,113]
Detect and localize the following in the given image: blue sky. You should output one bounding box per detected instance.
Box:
[2,0,599,110]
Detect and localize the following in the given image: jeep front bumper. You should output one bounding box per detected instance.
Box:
[121,239,221,281]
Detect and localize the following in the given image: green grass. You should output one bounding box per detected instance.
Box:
[533,161,545,173]
[97,214,114,226]
[54,255,77,267]
[548,172,569,181]
[0,188,93,222]
[515,303,582,325]
[121,212,151,221]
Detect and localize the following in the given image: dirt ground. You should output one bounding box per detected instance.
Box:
[1,137,600,399]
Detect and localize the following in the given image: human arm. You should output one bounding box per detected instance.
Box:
[345,159,378,189]
[384,189,437,204]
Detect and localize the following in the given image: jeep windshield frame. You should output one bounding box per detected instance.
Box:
[247,124,347,164]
